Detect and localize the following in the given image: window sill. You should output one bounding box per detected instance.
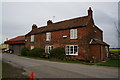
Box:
[66,54,78,56]
[70,38,78,40]
[46,40,50,42]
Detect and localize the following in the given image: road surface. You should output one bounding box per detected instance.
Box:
[2,53,119,78]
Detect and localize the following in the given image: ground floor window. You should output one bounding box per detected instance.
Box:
[45,45,53,53]
[31,46,34,50]
[65,45,78,55]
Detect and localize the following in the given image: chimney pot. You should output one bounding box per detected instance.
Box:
[47,20,53,25]
[88,7,93,17]
[32,24,37,30]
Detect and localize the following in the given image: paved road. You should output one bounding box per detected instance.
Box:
[2,53,119,78]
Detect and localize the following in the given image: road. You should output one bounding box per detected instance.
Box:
[2,53,119,78]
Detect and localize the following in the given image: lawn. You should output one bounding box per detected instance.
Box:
[2,61,29,79]
[96,59,120,67]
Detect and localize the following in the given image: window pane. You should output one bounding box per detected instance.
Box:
[74,46,78,54]
[31,35,34,42]
[74,29,77,39]
[31,46,34,50]
[51,46,53,49]
[46,32,51,41]
[70,46,73,54]
[70,29,73,39]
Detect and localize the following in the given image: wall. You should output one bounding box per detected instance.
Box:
[10,44,25,55]
[25,18,104,60]
[90,45,101,61]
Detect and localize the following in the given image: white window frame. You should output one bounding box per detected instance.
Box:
[31,46,34,50]
[70,29,77,39]
[45,45,53,54]
[65,45,78,56]
[46,32,51,41]
[31,35,34,42]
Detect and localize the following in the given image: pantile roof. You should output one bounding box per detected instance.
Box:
[4,36,25,44]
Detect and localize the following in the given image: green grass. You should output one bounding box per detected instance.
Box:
[2,61,29,79]
[20,55,120,67]
[109,51,120,53]
[96,59,120,67]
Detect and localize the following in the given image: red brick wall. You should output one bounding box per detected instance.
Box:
[25,18,103,61]
[90,45,101,61]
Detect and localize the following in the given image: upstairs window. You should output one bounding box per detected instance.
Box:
[70,29,77,39]
[46,32,51,41]
[31,35,34,42]
[45,45,53,54]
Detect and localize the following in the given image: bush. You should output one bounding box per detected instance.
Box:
[40,52,49,58]
[28,48,44,57]
[50,47,65,60]
[21,47,29,56]
[85,56,98,63]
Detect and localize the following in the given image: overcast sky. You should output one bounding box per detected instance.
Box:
[0,1,119,48]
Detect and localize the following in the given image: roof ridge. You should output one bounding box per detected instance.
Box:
[26,15,90,36]
[37,15,89,29]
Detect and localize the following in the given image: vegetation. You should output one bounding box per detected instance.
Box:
[50,47,65,60]
[20,47,119,67]
[21,47,29,56]
[21,47,48,58]
[97,59,120,67]
[2,61,28,79]
[28,48,44,57]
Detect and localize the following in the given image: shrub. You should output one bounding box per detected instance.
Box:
[21,47,29,56]
[50,47,65,60]
[28,48,44,57]
[40,52,49,58]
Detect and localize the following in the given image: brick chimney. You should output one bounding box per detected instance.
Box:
[88,7,93,17]
[32,24,37,30]
[47,20,53,25]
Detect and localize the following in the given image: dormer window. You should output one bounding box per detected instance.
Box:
[46,32,51,41]
[31,35,34,42]
[70,29,77,39]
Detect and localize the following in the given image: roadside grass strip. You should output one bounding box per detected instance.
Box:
[20,56,119,67]
[2,61,29,78]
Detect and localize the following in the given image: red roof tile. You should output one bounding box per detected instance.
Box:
[26,16,90,36]
[4,36,25,44]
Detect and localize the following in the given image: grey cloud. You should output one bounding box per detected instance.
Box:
[1,2,118,48]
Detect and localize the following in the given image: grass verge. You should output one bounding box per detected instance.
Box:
[20,55,120,67]
[96,59,120,67]
[2,61,29,79]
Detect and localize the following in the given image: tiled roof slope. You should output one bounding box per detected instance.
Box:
[4,36,25,44]
[26,16,90,36]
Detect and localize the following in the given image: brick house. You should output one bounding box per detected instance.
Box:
[25,7,109,61]
[4,35,25,55]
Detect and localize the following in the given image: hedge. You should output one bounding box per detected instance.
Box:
[49,47,65,60]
